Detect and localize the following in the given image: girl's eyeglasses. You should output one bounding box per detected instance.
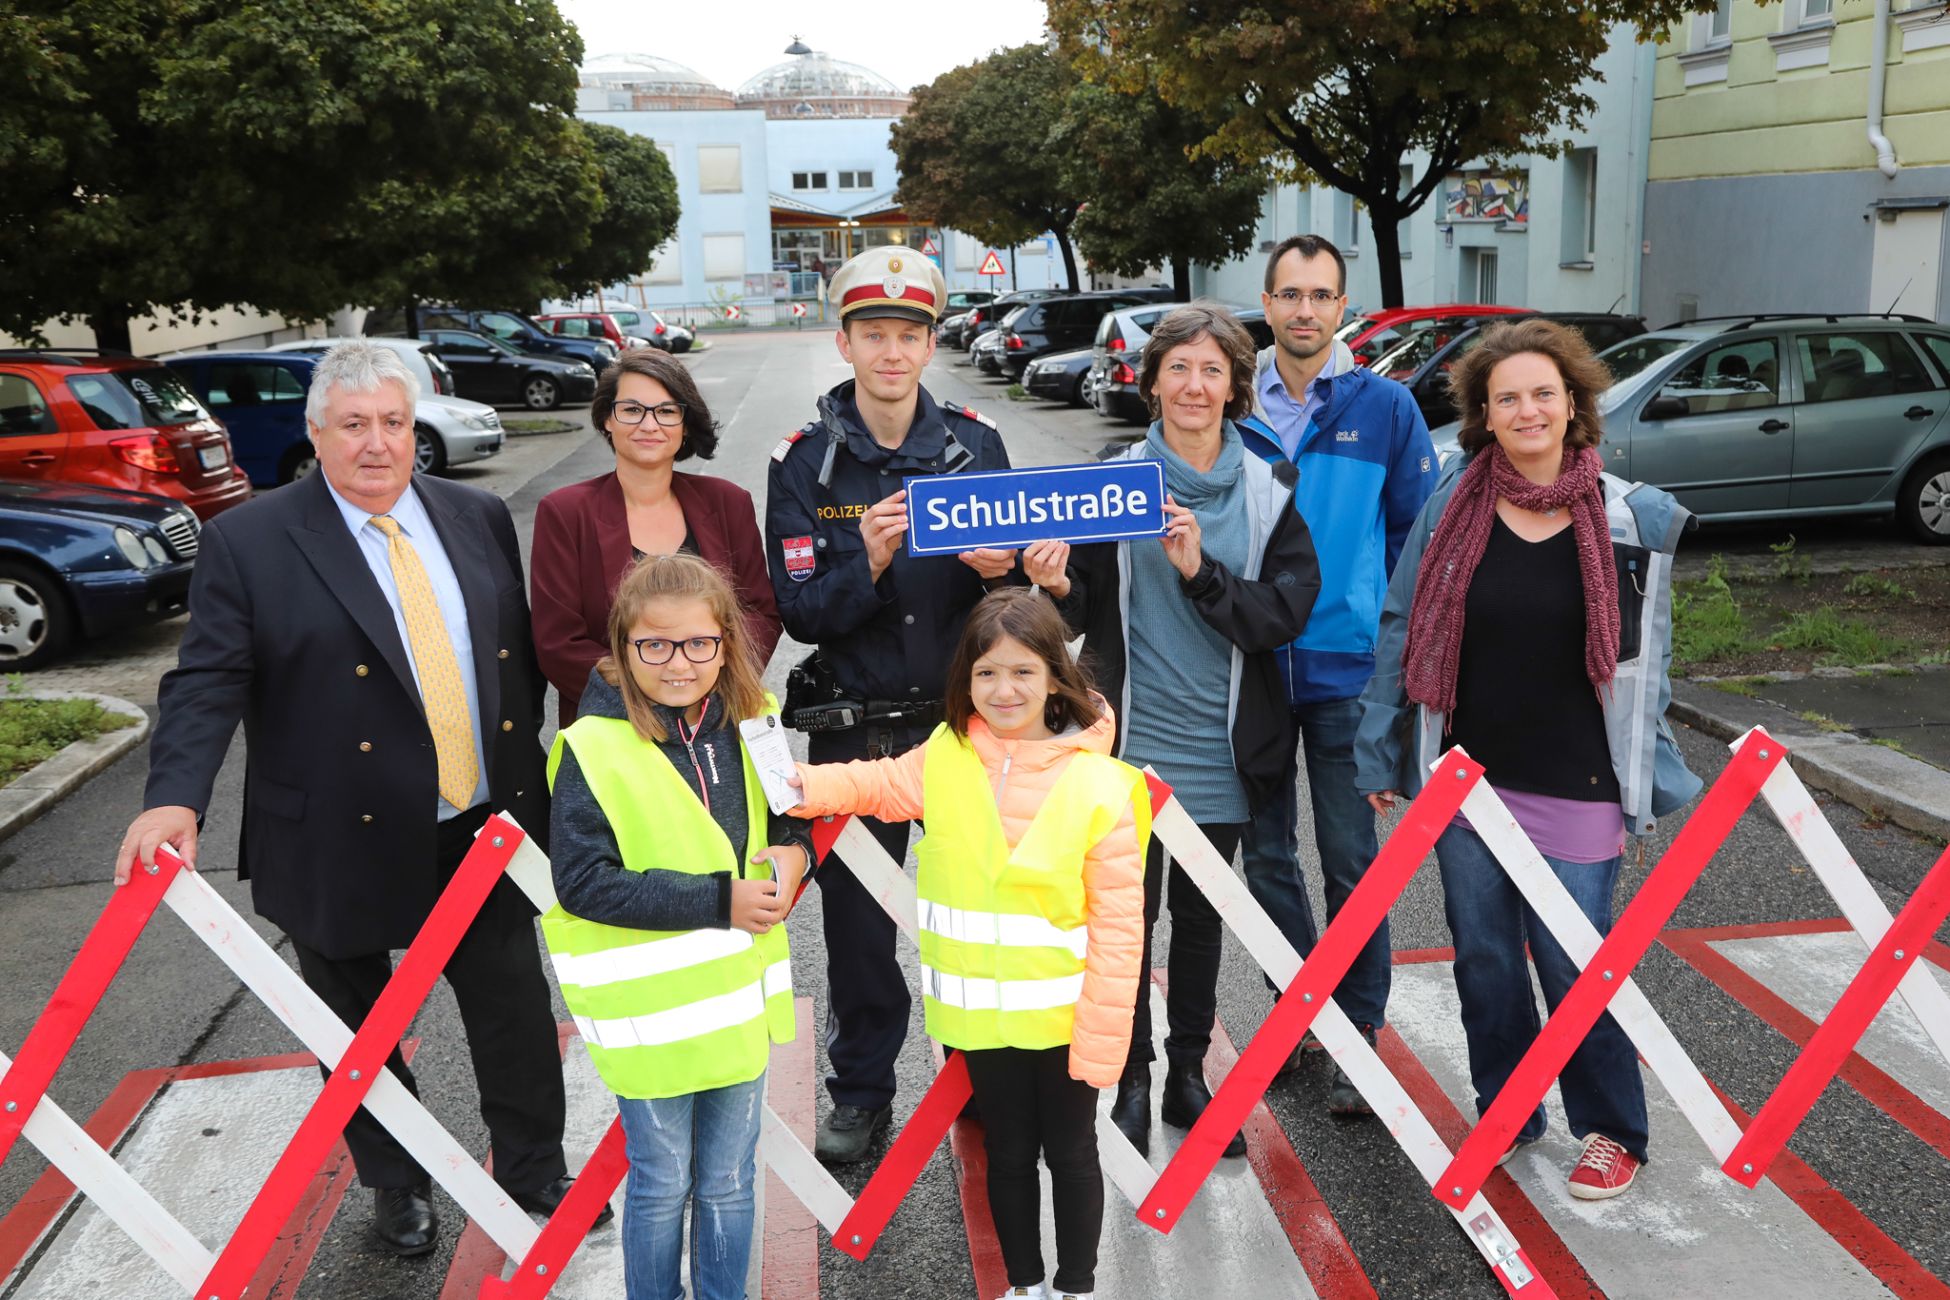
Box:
[631,635,723,666]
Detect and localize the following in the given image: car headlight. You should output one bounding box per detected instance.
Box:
[113,526,154,570]
[573,363,595,376]
[143,536,169,564]
[458,412,493,431]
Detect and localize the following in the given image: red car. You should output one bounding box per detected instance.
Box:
[1336,304,1528,369]
[536,312,646,350]
[0,350,252,521]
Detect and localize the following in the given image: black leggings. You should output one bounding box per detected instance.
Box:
[962,1045,1102,1295]
[1129,821,1245,1068]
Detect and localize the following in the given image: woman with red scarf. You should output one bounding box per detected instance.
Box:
[1354,318,1700,1204]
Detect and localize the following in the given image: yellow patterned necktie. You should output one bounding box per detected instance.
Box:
[370,514,479,811]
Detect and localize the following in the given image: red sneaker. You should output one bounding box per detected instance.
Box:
[1567,1134,1639,1200]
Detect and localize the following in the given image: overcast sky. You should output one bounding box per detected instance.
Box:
[554,0,1051,94]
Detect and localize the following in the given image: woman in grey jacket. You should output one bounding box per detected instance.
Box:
[1356,318,1701,1204]
[1029,303,1320,1157]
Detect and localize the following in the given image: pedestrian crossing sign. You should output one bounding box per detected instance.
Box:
[978,251,1005,276]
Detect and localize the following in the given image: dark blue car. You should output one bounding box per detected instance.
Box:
[0,479,200,670]
[162,351,316,486]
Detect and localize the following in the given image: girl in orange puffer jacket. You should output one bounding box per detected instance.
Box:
[789,587,1147,1300]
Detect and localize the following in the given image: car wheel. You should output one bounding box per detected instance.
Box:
[524,375,561,410]
[0,562,74,671]
[672,339,691,354]
[1070,372,1089,406]
[1897,452,1950,545]
[279,442,318,484]
[414,425,449,476]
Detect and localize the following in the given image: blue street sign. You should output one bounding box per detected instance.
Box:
[903,460,1167,556]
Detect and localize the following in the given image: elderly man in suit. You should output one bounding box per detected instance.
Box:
[114,340,604,1256]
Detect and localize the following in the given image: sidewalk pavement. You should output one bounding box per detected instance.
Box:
[1669,664,1950,843]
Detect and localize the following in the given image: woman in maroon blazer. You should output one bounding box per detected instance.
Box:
[531,348,783,726]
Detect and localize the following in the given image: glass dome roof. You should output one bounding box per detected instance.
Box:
[736,51,908,116]
[580,52,728,97]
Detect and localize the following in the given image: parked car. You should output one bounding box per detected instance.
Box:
[367,307,619,371]
[161,351,320,486]
[536,312,650,352]
[423,330,597,410]
[1022,348,1096,406]
[938,310,975,349]
[0,478,202,669]
[0,350,251,521]
[261,337,506,476]
[1370,313,1648,428]
[1425,314,1950,543]
[962,289,1065,350]
[971,324,1011,376]
[997,293,1149,381]
[943,290,996,316]
[1336,303,1529,369]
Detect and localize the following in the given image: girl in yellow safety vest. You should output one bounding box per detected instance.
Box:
[788,587,1149,1300]
[544,553,813,1300]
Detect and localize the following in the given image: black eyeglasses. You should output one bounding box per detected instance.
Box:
[631,635,722,666]
[1268,289,1342,307]
[612,400,686,428]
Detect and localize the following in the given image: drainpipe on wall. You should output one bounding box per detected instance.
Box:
[1868,0,1901,179]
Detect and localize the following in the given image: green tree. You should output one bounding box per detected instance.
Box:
[1048,0,1713,308]
[555,122,682,299]
[0,0,606,351]
[1055,82,1271,301]
[892,45,1087,292]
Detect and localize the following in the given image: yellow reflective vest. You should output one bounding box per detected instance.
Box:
[916,726,1150,1051]
[542,707,794,1100]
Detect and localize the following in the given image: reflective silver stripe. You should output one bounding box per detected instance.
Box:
[920,965,1085,1012]
[579,981,766,1049]
[549,928,754,990]
[761,958,793,1001]
[917,898,1089,960]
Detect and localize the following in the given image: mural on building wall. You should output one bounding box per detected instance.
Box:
[1444,171,1530,223]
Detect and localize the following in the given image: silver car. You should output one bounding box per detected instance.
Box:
[1428,314,1950,544]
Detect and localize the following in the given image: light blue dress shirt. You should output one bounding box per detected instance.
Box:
[1256,346,1351,462]
[322,477,489,819]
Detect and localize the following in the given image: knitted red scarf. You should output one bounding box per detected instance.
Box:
[1401,444,1619,715]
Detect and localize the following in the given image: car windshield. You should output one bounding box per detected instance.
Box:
[1597,334,1694,384]
[66,369,209,430]
[610,311,643,330]
[1369,327,1456,379]
[1335,316,1374,343]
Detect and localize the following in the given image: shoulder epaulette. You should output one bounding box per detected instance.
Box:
[957,404,998,430]
[771,428,812,463]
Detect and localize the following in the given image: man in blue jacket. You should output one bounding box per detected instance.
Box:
[1237,234,1438,1115]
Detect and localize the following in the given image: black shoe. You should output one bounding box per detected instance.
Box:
[1327,1024,1379,1117]
[512,1174,615,1227]
[1110,1063,1150,1156]
[373,1182,438,1256]
[816,1102,892,1164]
[1159,1058,1246,1158]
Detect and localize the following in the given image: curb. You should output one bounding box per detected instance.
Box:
[1668,679,1950,844]
[0,692,149,843]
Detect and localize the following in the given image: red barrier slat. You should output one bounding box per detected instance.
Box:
[479,1117,631,1299]
[0,850,185,1167]
[808,813,848,864]
[1143,772,1174,816]
[832,1051,973,1259]
[1432,731,1785,1209]
[195,819,524,1299]
[1723,841,1950,1187]
[1138,750,1483,1232]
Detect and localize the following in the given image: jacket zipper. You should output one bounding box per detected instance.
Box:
[679,698,739,877]
[994,750,1014,806]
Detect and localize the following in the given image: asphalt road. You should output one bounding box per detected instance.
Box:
[2,329,1946,1299]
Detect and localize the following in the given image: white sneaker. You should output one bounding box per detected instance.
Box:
[1055,1293,1094,1300]
[993,1286,1046,1300]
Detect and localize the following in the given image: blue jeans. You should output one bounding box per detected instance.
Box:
[615,1073,766,1300]
[1239,696,1389,1029]
[1434,825,1649,1161]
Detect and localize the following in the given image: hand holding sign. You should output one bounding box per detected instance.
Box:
[862,490,909,582]
[1161,494,1204,580]
[1021,539,1072,598]
[958,548,1016,580]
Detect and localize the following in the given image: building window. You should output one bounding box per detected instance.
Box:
[698,145,742,194]
[837,169,874,190]
[1560,148,1597,266]
[1803,0,1832,17]
[1709,0,1733,41]
[791,170,827,190]
[1464,248,1499,304]
[702,233,745,281]
[646,237,682,285]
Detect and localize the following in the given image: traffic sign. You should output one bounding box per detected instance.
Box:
[921,237,938,255]
[977,250,1006,276]
[790,302,807,318]
[724,304,742,321]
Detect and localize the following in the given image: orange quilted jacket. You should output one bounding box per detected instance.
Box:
[793,699,1146,1088]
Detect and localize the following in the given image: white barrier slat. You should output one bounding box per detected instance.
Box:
[160,870,543,1260]
[1458,780,1745,1163]
[1148,787,1537,1296]
[758,1110,854,1235]
[1752,753,1950,1070]
[1096,1110,1159,1206]
[0,1048,216,1294]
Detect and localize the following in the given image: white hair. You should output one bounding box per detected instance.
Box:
[306,339,421,430]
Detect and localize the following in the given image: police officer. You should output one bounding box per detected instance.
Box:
[766,245,1015,1162]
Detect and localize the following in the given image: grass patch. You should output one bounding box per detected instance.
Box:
[1704,676,1773,697]
[1842,573,1916,602]
[500,417,578,435]
[1868,736,1919,758]
[1771,606,1913,667]
[1004,383,1030,401]
[1797,710,1851,734]
[1672,558,1759,667]
[0,685,137,789]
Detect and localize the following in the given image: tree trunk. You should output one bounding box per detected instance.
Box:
[404,302,421,339]
[90,307,134,355]
[1365,197,1407,310]
[1054,231,1081,292]
[1171,253,1191,302]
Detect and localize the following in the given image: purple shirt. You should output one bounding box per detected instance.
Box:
[1455,786,1626,865]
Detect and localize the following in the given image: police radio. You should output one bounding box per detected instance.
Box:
[783,651,866,732]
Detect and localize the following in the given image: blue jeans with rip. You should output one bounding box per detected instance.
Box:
[615,1072,766,1300]
[1435,824,1650,1161]
[1239,695,1390,1029]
